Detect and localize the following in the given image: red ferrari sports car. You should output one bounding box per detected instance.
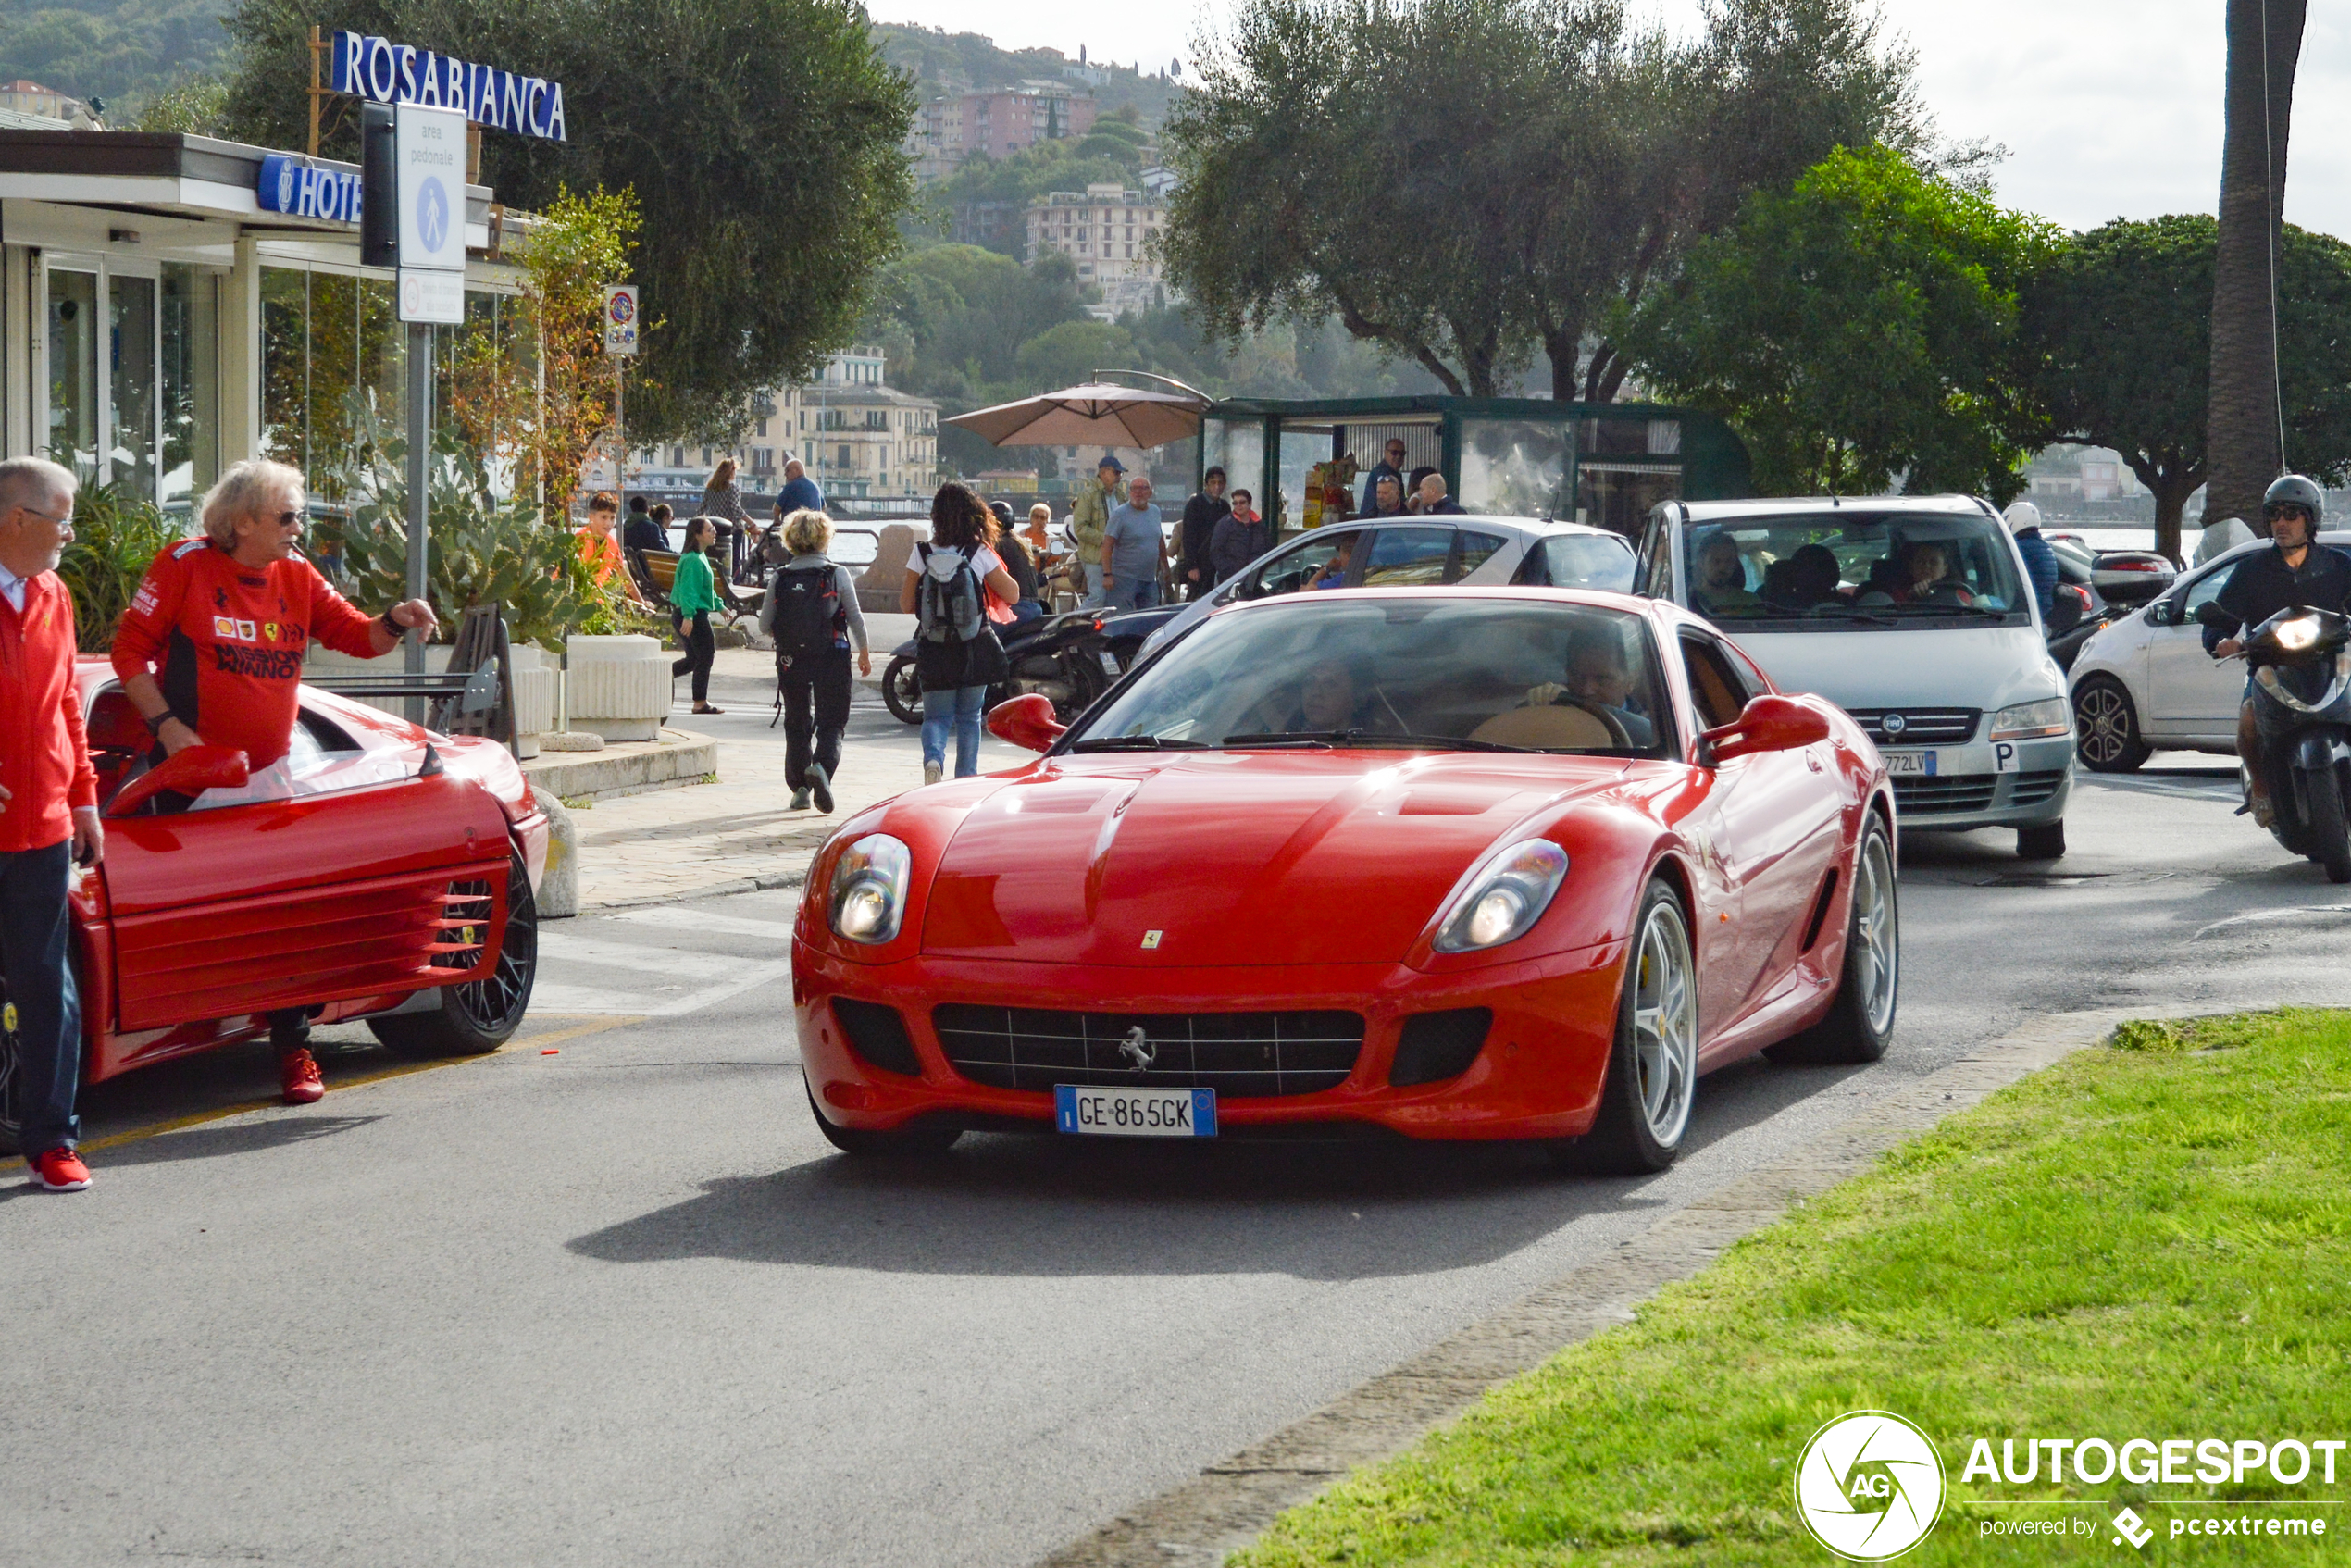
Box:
[0,660,546,1150]
[794,588,1897,1173]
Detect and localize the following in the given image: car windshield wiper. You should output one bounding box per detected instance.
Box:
[1886,601,2016,620]
[1067,734,1208,752]
[1792,604,1896,626]
[1220,728,1530,753]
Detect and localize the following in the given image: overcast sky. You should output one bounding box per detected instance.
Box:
[877,0,2351,236]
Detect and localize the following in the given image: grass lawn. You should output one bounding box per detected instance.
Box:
[1236,1010,2351,1565]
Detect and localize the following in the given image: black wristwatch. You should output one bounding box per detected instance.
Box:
[143,708,180,738]
[379,609,405,638]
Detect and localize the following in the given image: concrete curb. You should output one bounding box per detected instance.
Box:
[1037,1006,2171,1568]
[522,728,717,803]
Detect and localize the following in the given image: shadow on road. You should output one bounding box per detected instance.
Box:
[94,1114,383,1167]
[566,1052,1851,1280]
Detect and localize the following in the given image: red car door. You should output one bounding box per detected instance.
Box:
[1680,632,1844,1024]
[96,769,512,1032]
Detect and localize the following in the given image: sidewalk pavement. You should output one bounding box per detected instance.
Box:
[562,637,1028,913]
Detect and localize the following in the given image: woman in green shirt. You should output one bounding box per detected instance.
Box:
[670,516,725,714]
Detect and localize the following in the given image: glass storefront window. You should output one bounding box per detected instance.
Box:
[1576,466,1682,540]
[261,267,309,472]
[1460,418,1572,518]
[1200,417,1263,506]
[46,268,98,481]
[160,263,219,511]
[1276,422,1334,531]
[109,273,158,503]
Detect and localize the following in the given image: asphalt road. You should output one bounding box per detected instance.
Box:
[8,749,2351,1568]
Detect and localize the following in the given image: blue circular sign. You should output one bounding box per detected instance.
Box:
[416,175,450,255]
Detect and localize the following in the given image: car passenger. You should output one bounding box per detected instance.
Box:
[1524,626,1657,746]
[112,458,440,1106]
[1693,534,1761,616]
[1238,657,1401,736]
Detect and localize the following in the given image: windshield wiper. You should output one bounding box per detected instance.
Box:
[1802,604,1897,626]
[1221,728,1530,753]
[1068,734,1207,752]
[1886,601,2016,620]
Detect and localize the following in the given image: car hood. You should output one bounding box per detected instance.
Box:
[1728,626,2065,715]
[920,751,1630,964]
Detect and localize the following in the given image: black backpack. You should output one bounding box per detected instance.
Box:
[770,565,841,658]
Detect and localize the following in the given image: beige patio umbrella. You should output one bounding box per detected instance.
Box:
[946,373,1209,449]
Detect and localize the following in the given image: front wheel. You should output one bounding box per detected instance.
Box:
[2303,761,2351,883]
[805,1082,961,1157]
[367,853,539,1058]
[1557,879,1698,1175]
[1769,815,1899,1065]
[2072,677,2150,773]
[2017,820,2067,860]
[881,654,923,726]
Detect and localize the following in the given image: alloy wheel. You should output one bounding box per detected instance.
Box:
[450,867,538,1037]
[1631,899,1698,1148]
[1851,830,1899,1037]
[2075,682,2133,766]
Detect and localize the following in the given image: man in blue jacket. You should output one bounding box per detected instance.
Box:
[2002,501,2059,619]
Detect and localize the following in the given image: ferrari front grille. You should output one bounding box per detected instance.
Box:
[1847,708,1981,745]
[933,1004,1364,1097]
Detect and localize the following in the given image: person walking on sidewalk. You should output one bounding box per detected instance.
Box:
[1101,476,1168,611]
[670,516,725,715]
[113,457,436,1106]
[760,509,870,812]
[0,458,101,1191]
[1069,455,1125,608]
[903,483,1018,784]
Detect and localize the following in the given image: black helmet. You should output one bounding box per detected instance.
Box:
[988,500,1015,527]
[2264,474,2325,529]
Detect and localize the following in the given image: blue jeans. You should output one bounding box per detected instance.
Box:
[1010,600,1044,622]
[922,684,988,778]
[1,839,81,1156]
[1079,561,1106,609]
[1111,577,1162,610]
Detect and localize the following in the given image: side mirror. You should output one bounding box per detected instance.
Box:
[1699,694,1831,765]
[985,693,1066,753]
[107,744,251,817]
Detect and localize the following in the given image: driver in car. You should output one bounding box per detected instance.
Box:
[1693,533,1761,616]
[1896,540,1975,605]
[2202,474,2351,828]
[1524,627,1656,746]
[111,458,438,1106]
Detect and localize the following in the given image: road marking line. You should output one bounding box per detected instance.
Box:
[603,905,800,940]
[73,1017,637,1153]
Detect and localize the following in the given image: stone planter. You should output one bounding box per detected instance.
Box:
[508,643,558,760]
[303,643,453,718]
[565,633,671,742]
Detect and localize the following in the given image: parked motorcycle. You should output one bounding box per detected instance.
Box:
[882,608,1120,726]
[2197,601,2351,882]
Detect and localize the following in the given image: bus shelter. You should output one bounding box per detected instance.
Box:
[1197,396,1751,540]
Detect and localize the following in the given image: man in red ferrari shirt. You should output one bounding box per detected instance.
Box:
[113,458,436,1104]
[0,458,103,1191]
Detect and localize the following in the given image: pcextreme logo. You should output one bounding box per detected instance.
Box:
[1795,1411,1947,1561]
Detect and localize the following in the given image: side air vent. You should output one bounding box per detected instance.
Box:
[1799,868,1841,953]
[1388,1008,1494,1088]
[832,998,922,1076]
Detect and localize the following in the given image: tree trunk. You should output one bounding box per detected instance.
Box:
[2119,450,2205,564]
[2204,0,2306,533]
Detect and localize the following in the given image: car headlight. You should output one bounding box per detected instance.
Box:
[828,834,912,945]
[1989,698,2071,741]
[1434,840,1570,953]
[2276,615,2321,652]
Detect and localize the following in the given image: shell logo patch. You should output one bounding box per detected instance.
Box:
[213,616,238,638]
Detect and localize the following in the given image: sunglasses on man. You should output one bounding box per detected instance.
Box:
[2266,503,2315,524]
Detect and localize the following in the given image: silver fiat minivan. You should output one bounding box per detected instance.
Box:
[1636,496,2075,858]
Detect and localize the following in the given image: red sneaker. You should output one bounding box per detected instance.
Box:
[27,1147,90,1191]
[280,1047,326,1104]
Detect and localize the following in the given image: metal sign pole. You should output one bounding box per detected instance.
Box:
[404,320,432,721]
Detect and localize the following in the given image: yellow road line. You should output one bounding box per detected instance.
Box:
[74,1015,642,1154]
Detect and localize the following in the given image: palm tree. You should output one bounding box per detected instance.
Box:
[2204,0,2307,534]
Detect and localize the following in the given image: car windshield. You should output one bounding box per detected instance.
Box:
[1681,511,2030,629]
[1516,533,1636,591]
[1069,597,1673,758]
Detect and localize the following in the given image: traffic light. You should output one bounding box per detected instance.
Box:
[359,102,396,268]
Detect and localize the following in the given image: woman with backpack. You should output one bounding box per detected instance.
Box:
[670,516,726,715]
[902,482,1018,785]
[760,507,869,812]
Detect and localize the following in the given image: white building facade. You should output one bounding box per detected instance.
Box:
[1025,183,1168,317]
[628,347,939,504]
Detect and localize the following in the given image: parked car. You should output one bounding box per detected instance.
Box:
[1636,496,2075,858]
[1101,516,1635,670]
[794,587,1897,1173]
[2067,529,2351,772]
[0,666,547,1151]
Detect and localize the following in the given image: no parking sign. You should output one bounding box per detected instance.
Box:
[603,285,639,356]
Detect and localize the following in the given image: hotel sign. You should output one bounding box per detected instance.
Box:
[330,31,568,143]
[255,155,361,224]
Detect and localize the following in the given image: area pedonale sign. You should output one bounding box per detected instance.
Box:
[330,31,568,143]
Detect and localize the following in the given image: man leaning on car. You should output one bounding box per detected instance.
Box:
[0,457,102,1192]
[110,457,437,1106]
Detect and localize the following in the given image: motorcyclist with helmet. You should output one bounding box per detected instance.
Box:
[2201,475,2351,826]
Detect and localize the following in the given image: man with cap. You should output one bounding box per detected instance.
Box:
[2002,501,2059,619]
[1068,454,1126,609]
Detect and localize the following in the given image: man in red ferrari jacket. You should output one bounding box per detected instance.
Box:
[112,457,435,1105]
[0,458,102,1191]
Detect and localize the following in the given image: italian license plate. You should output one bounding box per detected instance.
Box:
[1098,650,1121,675]
[1882,750,1938,778]
[1054,1084,1218,1138]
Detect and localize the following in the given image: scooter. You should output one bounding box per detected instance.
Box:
[2197,601,2351,882]
[881,608,1119,726]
